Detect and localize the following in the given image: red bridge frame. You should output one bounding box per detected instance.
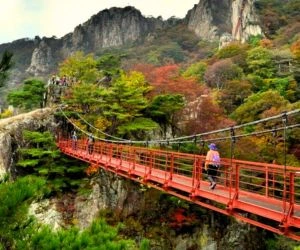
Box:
[58,138,300,240]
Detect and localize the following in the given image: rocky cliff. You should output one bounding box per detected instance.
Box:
[186,0,263,44]
[0,108,56,179]
[61,6,164,55]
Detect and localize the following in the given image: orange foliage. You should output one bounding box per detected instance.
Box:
[291,39,300,60]
[260,38,273,48]
[132,64,205,101]
[85,164,99,176]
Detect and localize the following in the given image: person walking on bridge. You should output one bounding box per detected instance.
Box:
[71,130,77,150]
[205,143,220,190]
[87,134,95,154]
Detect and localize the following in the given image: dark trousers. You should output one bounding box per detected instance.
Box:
[207,164,218,183]
[72,140,77,150]
[88,144,94,154]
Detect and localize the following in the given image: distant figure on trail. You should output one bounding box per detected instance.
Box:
[51,75,56,84]
[87,134,95,154]
[61,75,67,86]
[55,76,60,85]
[205,143,220,190]
[71,130,77,150]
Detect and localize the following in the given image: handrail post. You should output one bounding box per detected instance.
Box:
[280,172,295,231]
[265,165,269,197]
[100,142,103,159]
[229,126,236,201]
[128,147,135,176]
[290,172,295,209]
[169,153,174,182]
[164,153,174,189]
[235,162,239,198]
[109,143,113,164]
[192,156,196,189]
[191,156,201,197]
[119,145,123,171]
[133,148,136,170]
[148,151,153,176]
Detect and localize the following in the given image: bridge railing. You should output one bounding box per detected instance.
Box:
[59,139,300,206]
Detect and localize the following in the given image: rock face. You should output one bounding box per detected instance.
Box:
[74,169,142,229]
[62,6,164,54]
[231,0,262,42]
[0,108,56,179]
[24,7,163,78]
[186,0,232,41]
[186,0,263,43]
[26,40,55,76]
[29,199,63,230]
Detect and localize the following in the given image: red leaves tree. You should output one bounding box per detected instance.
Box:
[132,63,234,136]
[132,64,205,101]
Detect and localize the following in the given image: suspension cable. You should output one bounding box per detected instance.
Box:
[75,112,129,142]
[165,109,300,142]
[59,105,300,145]
[190,124,300,144]
[59,107,111,142]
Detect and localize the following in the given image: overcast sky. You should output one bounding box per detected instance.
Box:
[0,0,199,44]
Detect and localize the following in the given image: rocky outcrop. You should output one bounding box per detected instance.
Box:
[186,0,232,41]
[29,199,63,230]
[74,170,142,229]
[61,7,164,55]
[231,0,262,42]
[0,108,56,179]
[26,40,55,75]
[186,0,263,43]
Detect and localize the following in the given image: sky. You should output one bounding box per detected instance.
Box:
[0,0,199,44]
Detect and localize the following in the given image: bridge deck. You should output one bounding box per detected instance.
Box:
[59,140,300,240]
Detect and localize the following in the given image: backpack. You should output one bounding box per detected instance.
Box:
[212,153,220,167]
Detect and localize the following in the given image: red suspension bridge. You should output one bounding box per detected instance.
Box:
[57,107,300,240]
[58,138,300,240]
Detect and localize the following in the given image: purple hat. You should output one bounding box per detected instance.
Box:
[208,143,217,150]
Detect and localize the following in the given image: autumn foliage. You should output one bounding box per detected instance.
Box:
[85,164,99,176]
[291,38,300,60]
[132,64,206,101]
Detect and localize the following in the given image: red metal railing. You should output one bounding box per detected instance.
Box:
[58,138,300,240]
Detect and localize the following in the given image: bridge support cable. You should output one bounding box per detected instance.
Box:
[75,112,130,142]
[162,109,300,143]
[281,112,289,229]
[227,126,237,210]
[58,106,130,142]
[58,104,300,146]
